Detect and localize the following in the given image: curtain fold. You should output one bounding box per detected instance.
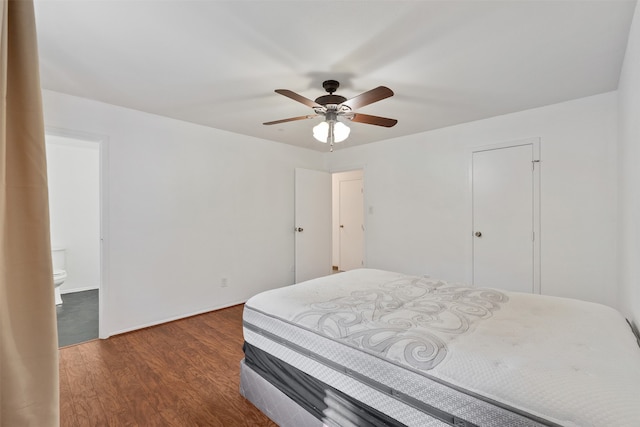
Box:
[1,0,60,425]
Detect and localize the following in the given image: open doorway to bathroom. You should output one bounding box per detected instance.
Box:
[45,133,101,347]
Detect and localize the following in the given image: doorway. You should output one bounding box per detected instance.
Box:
[471,138,540,293]
[45,132,103,346]
[294,168,333,283]
[293,168,365,283]
[332,170,365,272]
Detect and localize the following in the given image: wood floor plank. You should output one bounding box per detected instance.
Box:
[119,333,195,421]
[60,345,111,426]
[139,338,227,424]
[76,340,130,424]
[58,347,79,427]
[60,305,276,426]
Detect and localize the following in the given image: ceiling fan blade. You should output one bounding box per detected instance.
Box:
[263,114,318,125]
[341,86,394,110]
[350,113,398,127]
[275,89,322,108]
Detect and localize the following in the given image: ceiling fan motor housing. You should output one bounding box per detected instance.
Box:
[322,79,340,94]
[315,80,347,106]
[315,94,347,106]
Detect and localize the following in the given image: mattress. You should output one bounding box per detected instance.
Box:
[242,268,640,426]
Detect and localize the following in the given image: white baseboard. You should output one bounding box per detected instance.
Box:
[105,298,248,338]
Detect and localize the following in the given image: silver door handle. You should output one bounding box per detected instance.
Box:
[475,231,482,237]
[296,227,303,232]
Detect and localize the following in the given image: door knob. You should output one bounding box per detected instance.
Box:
[296,227,304,232]
[475,231,482,237]
[340,225,344,228]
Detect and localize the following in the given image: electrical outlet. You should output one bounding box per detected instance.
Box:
[221,278,228,288]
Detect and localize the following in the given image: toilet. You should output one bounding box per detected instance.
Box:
[52,247,67,306]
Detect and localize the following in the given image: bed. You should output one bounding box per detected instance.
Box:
[240,268,640,427]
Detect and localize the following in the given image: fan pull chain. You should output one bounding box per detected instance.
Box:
[328,120,335,152]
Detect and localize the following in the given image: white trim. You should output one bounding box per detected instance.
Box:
[45,127,110,338]
[468,137,541,294]
[471,137,541,157]
[532,141,541,294]
[329,163,367,175]
[107,299,248,337]
[99,137,110,338]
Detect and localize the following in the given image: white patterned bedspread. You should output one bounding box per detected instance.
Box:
[245,268,640,427]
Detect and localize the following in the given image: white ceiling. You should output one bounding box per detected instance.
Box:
[34,0,637,152]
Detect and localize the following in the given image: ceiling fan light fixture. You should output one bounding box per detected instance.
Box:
[313,120,350,143]
[334,121,351,142]
[313,121,329,143]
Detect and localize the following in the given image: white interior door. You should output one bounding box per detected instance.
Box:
[472,141,539,293]
[339,178,364,271]
[295,168,332,283]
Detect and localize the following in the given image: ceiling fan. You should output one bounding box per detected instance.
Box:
[264,80,398,151]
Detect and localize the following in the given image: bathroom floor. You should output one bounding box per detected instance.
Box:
[56,289,99,348]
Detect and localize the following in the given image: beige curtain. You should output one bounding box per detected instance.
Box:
[1,0,59,426]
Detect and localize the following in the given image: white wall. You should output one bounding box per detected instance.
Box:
[618,2,640,327]
[43,90,324,336]
[326,92,618,308]
[46,135,100,293]
[41,83,624,334]
[331,169,364,267]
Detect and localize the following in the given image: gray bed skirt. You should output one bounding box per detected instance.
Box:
[240,359,324,427]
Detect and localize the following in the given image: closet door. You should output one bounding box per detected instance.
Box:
[472,140,540,293]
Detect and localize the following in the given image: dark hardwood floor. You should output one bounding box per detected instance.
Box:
[59,304,277,426]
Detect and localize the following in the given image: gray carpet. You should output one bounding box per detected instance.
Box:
[56,289,99,347]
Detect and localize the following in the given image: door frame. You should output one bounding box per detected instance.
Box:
[331,165,367,270]
[469,137,541,293]
[46,126,110,339]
